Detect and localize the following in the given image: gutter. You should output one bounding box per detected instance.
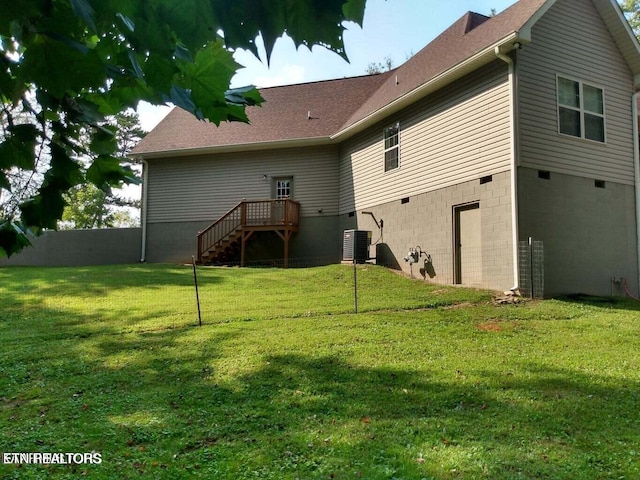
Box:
[140,159,149,262]
[133,136,334,160]
[633,92,640,296]
[495,45,521,293]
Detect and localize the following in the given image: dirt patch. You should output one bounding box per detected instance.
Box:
[476,320,517,332]
[442,302,475,310]
[476,321,504,332]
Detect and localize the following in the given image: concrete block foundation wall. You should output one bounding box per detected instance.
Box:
[145,216,342,266]
[518,167,639,297]
[343,170,514,292]
[0,228,142,267]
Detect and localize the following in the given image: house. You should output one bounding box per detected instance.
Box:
[131,0,640,298]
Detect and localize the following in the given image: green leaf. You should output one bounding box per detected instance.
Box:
[116,13,135,32]
[179,40,244,123]
[211,0,356,63]
[128,51,144,78]
[0,171,11,192]
[0,221,32,258]
[0,0,41,38]
[174,43,193,62]
[142,53,176,93]
[225,85,263,107]
[0,124,38,170]
[167,85,200,119]
[342,0,367,26]
[153,0,217,53]
[43,143,84,191]
[86,155,140,191]
[125,9,175,57]
[20,192,66,230]
[20,34,106,98]
[0,55,23,104]
[69,0,97,31]
[90,126,118,155]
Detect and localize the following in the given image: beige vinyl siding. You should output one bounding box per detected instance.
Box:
[147,146,339,223]
[339,61,511,214]
[518,0,635,184]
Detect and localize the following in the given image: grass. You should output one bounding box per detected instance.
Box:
[1,264,639,479]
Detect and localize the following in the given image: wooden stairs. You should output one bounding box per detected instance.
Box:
[197,199,300,267]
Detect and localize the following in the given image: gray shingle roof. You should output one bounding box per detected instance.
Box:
[129,0,570,157]
[132,72,391,155]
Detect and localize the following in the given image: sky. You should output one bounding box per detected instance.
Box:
[137,0,518,131]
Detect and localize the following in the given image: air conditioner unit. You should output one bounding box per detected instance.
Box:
[343,230,371,263]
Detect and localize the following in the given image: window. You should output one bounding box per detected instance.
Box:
[384,123,400,172]
[557,76,605,142]
[273,177,293,199]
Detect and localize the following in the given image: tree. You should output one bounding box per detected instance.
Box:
[365,56,394,75]
[0,0,367,256]
[60,111,145,229]
[621,0,640,36]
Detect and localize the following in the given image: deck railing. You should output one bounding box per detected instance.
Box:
[197,199,300,262]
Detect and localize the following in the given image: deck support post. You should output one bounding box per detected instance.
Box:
[275,228,294,268]
[240,230,255,267]
[198,199,299,266]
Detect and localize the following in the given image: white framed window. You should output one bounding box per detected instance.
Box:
[557,75,605,142]
[384,122,400,172]
[273,177,293,199]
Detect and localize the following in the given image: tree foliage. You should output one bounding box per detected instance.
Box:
[365,56,394,75]
[0,0,366,257]
[60,111,144,229]
[621,0,640,36]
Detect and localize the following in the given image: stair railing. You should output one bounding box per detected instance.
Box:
[197,201,243,262]
[197,199,301,262]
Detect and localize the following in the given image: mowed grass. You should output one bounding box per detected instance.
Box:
[1,264,639,479]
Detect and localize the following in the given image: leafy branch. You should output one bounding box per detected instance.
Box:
[1,0,366,256]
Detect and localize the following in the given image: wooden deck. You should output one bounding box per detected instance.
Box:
[197,199,300,267]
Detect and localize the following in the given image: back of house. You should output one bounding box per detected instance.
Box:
[131,0,640,298]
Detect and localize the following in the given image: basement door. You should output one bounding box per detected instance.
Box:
[454,203,482,285]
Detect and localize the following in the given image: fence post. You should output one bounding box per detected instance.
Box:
[192,256,202,326]
[353,258,358,314]
[528,237,534,299]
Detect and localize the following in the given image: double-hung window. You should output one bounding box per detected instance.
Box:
[557,76,605,142]
[384,122,400,172]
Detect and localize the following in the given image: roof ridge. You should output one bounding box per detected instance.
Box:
[255,71,393,91]
[337,0,551,132]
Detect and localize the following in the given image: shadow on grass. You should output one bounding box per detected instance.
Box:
[2,265,639,479]
[4,327,639,479]
[0,264,223,300]
[554,293,640,312]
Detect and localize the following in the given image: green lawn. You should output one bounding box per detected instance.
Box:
[1,264,639,479]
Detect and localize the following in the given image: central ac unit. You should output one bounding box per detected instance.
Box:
[343,230,371,263]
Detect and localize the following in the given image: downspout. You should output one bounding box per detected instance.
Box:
[140,159,149,263]
[495,45,520,293]
[633,91,640,296]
